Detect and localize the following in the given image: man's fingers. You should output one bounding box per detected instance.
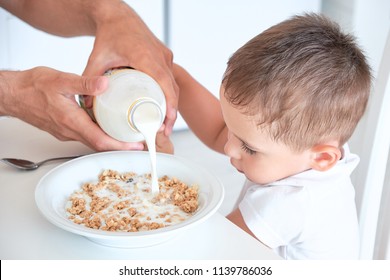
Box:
[69,112,145,151]
[79,76,109,95]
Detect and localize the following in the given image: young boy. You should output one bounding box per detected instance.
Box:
[172,13,371,259]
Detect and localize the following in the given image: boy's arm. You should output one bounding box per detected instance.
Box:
[227,209,258,240]
[173,64,228,154]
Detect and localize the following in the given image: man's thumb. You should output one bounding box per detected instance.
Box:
[77,76,109,96]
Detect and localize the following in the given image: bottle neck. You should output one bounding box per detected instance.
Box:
[127,98,163,132]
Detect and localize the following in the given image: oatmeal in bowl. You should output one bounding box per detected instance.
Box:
[35,151,224,248]
[66,170,199,232]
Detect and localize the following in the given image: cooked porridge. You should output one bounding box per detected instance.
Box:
[66,169,199,232]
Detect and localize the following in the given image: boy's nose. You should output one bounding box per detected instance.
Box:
[224,136,241,160]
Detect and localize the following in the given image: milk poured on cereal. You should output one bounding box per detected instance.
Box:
[88,68,166,194]
[132,101,161,194]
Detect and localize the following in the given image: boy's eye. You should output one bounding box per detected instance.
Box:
[240,142,256,155]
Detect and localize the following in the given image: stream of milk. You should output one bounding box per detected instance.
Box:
[132,102,162,195]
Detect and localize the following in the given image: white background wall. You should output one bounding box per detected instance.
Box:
[169,0,321,96]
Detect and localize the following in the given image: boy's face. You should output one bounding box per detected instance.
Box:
[220,89,313,185]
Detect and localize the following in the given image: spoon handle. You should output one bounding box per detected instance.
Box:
[37,155,82,165]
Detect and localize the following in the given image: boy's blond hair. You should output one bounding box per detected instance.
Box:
[222,13,372,152]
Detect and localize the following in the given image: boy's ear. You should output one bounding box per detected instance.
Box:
[310,145,342,171]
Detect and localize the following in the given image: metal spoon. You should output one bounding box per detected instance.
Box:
[0,155,82,170]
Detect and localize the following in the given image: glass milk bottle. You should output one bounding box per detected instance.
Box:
[90,68,166,142]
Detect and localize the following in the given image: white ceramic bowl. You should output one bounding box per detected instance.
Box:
[35,151,224,248]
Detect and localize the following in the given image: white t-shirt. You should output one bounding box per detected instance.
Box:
[238,146,360,259]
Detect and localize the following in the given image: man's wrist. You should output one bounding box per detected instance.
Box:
[0,71,10,116]
[89,0,136,32]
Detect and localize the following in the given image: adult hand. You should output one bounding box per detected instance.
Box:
[0,67,145,151]
[83,2,179,136]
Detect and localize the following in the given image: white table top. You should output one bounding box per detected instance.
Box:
[0,117,280,260]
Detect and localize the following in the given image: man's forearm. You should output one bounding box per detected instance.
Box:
[0,0,135,37]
